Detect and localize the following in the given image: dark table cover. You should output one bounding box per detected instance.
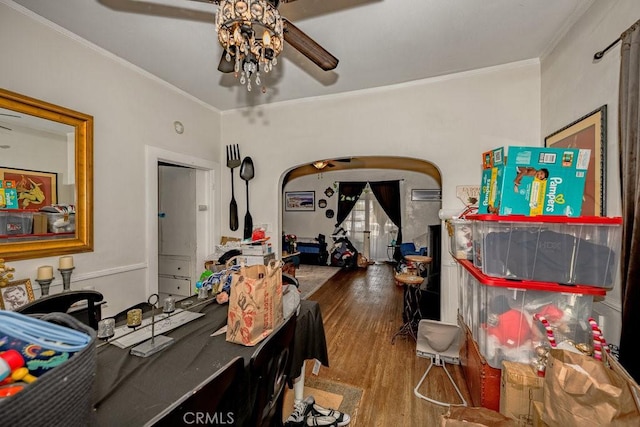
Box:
[92,299,327,426]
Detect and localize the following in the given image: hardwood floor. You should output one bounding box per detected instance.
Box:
[304,263,471,427]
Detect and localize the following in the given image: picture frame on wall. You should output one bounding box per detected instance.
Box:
[544,105,607,216]
[0,279,36,310]
[0,167,58,210]
[285,191,316,211]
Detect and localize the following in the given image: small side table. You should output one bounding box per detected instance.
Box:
[391,273,424,343]
[404,255,432,277]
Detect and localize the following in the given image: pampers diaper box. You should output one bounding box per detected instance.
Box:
[479,146,591,216]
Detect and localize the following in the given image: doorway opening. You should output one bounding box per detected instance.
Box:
[145,146,218,298]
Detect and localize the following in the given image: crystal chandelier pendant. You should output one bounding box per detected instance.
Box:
[215,0,284,92]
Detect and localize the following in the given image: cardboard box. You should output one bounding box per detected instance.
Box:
[2,180,18,209]
[220,236,241,245]
[441,406,518,426]
[240,253,276,266]
[33,213,48,234]
[500,361,544,425]
[480,147,505,215]
[479,146,591,216]
[531,401,549,427]
[241,242,272,256]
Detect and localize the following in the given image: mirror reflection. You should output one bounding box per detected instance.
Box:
[1,107,75,208]
[0,88,93,261]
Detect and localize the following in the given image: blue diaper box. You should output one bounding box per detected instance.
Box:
[479,146,591,216]
[479,147,505,215]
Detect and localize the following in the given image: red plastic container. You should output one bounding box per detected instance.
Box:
[457,259,605,370]
[468,214,622,289]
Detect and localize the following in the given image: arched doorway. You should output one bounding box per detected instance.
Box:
[281,156,442,263]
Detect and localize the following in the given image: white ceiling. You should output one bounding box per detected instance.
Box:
[11,0,594,112]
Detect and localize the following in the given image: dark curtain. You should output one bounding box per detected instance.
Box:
[369,180,403,260]
[336,181,367,226]
[619,19,640,381]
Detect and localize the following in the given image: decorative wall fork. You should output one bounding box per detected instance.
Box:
[226,144,241,231]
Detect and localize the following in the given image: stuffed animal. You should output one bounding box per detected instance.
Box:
[454,225,473,260]
[483,295,533,365]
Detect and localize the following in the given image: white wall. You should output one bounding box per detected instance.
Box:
[541,0,640,346]
[0,2,221,315]
[222,62,541,322]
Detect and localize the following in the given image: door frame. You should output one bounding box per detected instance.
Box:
[145,146,219,297]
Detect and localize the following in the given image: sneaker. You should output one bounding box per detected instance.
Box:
[310,404,350,426]
[305,415,338,426]
[285,396,315,426]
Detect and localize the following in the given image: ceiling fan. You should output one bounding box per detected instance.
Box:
[187,0,339,75]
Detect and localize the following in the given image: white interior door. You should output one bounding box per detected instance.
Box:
[158,164,197,285]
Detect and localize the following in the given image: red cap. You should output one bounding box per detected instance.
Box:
[0,350,24,371]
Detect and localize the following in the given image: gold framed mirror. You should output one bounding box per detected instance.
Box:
[0,88,93,260]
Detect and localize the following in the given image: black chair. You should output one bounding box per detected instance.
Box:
[146,356,245,426]
[16,290,104,330]
[249,314,297,427]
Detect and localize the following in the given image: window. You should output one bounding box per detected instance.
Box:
[341,185,394,261]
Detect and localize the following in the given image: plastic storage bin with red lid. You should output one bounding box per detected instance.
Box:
[457,259,605,370]
[468,214,622,289]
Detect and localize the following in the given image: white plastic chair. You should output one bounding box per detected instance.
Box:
[414,319,467,407]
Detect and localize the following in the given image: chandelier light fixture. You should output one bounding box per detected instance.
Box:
[215,0,284,92]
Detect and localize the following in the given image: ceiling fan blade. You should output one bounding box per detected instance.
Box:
[218,51,235,73]
[283,18,338,71]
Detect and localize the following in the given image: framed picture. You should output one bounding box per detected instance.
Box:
[0,167,58,210]
[285,191,315,211]
[0,279,36,310]
[545,106,607,216]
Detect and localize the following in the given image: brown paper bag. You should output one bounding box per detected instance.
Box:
[542,349,640,426]
[226,260,284,346]
[440,407,517,426]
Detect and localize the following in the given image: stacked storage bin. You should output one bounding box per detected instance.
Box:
[451,214,621,411]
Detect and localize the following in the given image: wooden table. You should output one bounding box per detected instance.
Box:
[404,254,432,278]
